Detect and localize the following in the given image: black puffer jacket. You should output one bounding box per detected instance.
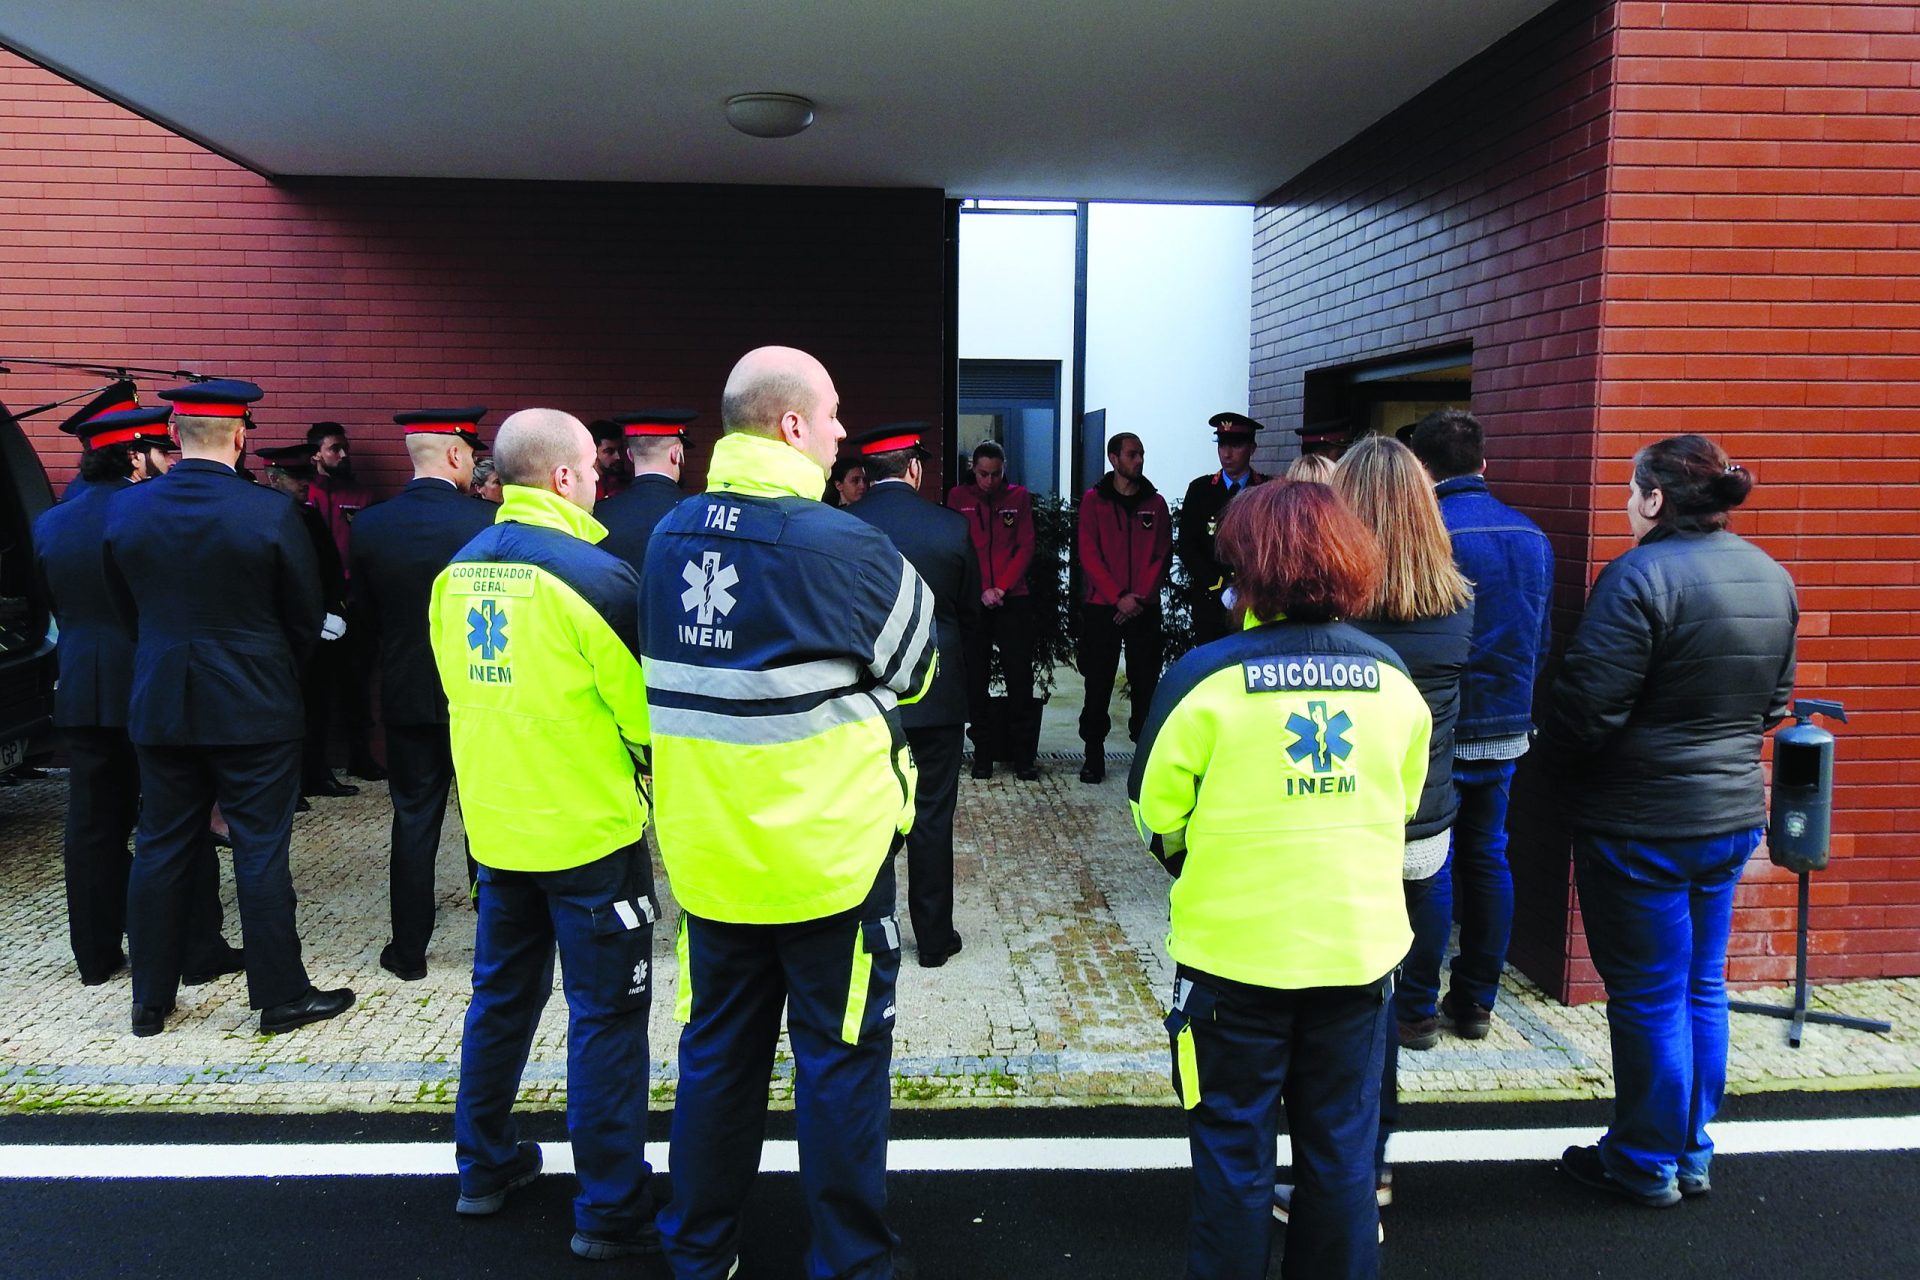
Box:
[1354,600,1474,841]
[1542,526,1797,838]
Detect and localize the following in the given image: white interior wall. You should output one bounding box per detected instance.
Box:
[1084,203,1256,496]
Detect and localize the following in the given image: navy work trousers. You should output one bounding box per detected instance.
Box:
[1076,603,1162,749]
[1573,826,1761,1197]
[455,840,657,1239]
[660,860,901,1280]
[964,595,1040,767]
[129,740,309,1011]
[1169,965,1389,1280]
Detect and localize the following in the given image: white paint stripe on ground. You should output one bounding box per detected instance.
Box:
[2,1116,1916,1180]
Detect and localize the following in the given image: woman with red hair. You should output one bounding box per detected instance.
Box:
[1129,480,1433,1280]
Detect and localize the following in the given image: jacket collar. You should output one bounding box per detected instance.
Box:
[1095,470,1158,504]
[497,485,609,544]
[173,458,237,476]
[1434,474,1488,498]
[631,471,682,491]
[404,476,460,494]
[705,431,824,500]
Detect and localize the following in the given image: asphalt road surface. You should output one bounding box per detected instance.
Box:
[3,1093,1915,1278]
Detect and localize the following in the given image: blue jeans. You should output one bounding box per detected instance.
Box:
[1573,827,1762,1196]
[1399,758,1518,1020]
[455,841,657,1238]
[1170,966,1389,1280]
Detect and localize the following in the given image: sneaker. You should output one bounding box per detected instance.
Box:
[570,1223,662,1259]
[1375,1166,1393,1207]
[1397,1016,1439,1051]
[1441,991,1492,1040]
[1270,1183,1385,1242]
[455,1141,543,1215]
[1557,1144,1681,1209]
[1678,1171,1710,1199]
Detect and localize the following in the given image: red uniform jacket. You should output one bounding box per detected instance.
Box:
[306,475,376,579]
[1077,473,1171,608]
[946,482,1035,598]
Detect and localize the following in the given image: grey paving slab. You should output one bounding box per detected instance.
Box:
[1,752,1914,1114]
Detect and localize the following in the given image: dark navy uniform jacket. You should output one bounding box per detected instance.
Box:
[102,459,323,746]
[597,473,687,580]
[349,477,498,727]
[32,477,135,729]
[846,479,980,729]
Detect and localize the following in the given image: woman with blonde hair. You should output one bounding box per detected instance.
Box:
[1286,452,1336,484]
[1291,434,1473,1221]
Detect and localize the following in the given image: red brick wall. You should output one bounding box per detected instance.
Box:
[1599,0,1920,993]
[1252,0,1920,1001]
[0,51,947,497]
[1249,0,1619,999]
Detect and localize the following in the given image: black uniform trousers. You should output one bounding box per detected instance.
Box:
[964,595,1040,767]
[61,727,229,985]
[1077,603,1164,748]
[1190,590,1232,647]
[385,722,461,966]
[129,740,312,1011]
[904,724,964,958]
[300,637,342,790]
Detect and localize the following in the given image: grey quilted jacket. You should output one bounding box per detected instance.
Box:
[1541,525,1797,838]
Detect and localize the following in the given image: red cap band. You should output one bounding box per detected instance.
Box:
[169,402,250,417]
[86,427,169,450]
[858,433,921,455]
[403,422,475,436]
[623,422,685,437]
[86,399,139,422]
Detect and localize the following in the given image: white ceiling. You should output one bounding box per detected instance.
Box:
[1,0,1558,201]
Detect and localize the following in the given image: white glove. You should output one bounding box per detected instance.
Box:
[321,613,347,641]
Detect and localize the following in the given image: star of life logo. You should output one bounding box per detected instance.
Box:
[678,551,738,649]
[1283,700,1357,796]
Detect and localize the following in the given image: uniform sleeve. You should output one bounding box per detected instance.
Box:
[1143,495,1173,594]
[1001,491,1035,590]
[100,535,138,639]
[1077,495,1125,604]
[277,501,325,661]
[957,531,983,637]
[575,598,650,759]
[1175,481,1207,576]
[1541,558,1653,759]
[862,546,937,706]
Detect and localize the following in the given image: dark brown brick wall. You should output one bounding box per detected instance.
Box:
[0,51,948,497]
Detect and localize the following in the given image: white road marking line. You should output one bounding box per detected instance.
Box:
[1,1116,1916,1180]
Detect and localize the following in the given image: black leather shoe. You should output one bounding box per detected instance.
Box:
[379,944,427,982]
[918,934,964,969]
[347,759,388,782]
[1078,753,1105,784]
[970,757,993,780]
[209,828,233,849]
[183,946,246,986]
[260,986,355,1034]
[1014,762,1040,781]
[131,1001,175,1038]
[307,775,360,798]
[80,952,129,986]
[295,797,312,813]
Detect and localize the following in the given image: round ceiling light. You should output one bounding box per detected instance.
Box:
[725,93,816,139]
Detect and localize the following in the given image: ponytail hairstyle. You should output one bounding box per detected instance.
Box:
[1632,434,1753,532]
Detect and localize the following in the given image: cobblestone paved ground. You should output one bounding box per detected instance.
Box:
[2,690,1914,1113]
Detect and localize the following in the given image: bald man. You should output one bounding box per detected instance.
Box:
[429,409,659,1261]
[349,409,496,982]
[644,346,936,1280]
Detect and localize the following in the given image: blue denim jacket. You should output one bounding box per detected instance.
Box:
[1435,475,1553,740]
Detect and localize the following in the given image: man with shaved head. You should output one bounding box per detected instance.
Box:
[429,407,660,1262]
[645,346,936,1279]
[349,407,497,983]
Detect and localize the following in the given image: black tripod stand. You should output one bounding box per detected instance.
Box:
[1728,870,1892,1048]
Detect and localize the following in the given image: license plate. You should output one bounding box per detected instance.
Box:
[0,736,23,774]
